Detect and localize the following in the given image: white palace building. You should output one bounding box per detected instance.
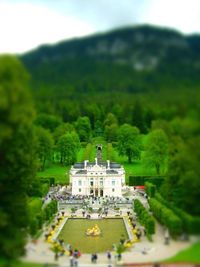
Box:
[69,145,125,197]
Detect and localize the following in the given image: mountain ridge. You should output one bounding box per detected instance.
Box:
[20,24,200,96]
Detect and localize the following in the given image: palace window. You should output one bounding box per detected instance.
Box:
[112,180,115,186]
[78,180,82,186]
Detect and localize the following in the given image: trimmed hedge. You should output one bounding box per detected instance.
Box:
[30,218,39,236]
[40,177,55,186]
[145,182,156,198]
[134,199,155,236]
[28,197,43,218]
[129,176,144,186]
[29,200,57,237]
[149,198,182,237]
[155,193,200,234]
[129,176,164,187]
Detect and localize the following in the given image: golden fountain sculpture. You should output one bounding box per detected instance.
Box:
[86,224,101,236]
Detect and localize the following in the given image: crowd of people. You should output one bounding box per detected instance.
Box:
[43,184,134,204]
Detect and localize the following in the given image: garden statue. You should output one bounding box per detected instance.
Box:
[86,224,101,236]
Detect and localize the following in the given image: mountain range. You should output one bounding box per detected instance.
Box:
[20,25,200,96]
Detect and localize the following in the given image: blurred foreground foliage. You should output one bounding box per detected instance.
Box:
[0,56,37,259]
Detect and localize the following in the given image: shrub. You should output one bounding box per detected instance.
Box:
[28,198,43,218]
[30,218,39,236]
[146,177,164,188]
[145,182,156,197]
[43,200,57,222]
[149,198,182,236]
[129,176,144,186]
[134,199,155,236]
[155,193,200,234]
[41,183,49,196]
[36,214,44,229]
[49,177,55,185]
[28,199,57,236]
[129,176,165,187]
[146,218,155,235]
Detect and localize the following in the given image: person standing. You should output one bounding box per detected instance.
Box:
[74,258,78,267]
[164,229,170,245]
[91,253,94,263]
[73,249,79,259]
[107,251,111,263]
[94,253,98,263]
[69,255,74,267]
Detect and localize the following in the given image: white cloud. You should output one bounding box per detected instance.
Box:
[143,0,200,33]
[0,2,94,54]
[0,0,200,54]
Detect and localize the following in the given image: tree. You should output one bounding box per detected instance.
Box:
[35,113,61,132]
[94,120,103,136]
[104,113,118,142]
[117,124,141,163]
[104,113,118,127]
[83,103,102,129]
[112,104,123,124]
[53,122,75,144]
[57,132,80,165]
[35,126,54,170]
[144,129,168,175]
[132,100,146,133]
[144,108,155,131]
[162,136,200,215]
[0,56,36,259]
[104,123,118,142]
[75,116,91,142]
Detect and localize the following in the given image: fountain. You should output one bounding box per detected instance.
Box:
[86,224,101,236]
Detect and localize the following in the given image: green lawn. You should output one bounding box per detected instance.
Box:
[58,218,128,253]
[165,241,200,264]
[112,148,157,182]
[0,260,43,267]
[37,165,69,184]
[36,138,166,185]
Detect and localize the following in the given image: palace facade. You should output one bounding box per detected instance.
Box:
[69,145,125,197]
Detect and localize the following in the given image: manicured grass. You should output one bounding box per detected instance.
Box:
[0,260,43,267]
[37,137,166,185]
[113,149,157,182]
[37,164,69,184]
[58,218,128,253]
[165,241,200,264]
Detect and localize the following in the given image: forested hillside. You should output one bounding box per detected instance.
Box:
[21,25,200,94]
[20,25,200,124]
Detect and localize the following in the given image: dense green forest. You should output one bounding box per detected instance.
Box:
[1,25,200,261]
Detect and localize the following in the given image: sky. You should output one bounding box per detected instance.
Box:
[0,0,200,54]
